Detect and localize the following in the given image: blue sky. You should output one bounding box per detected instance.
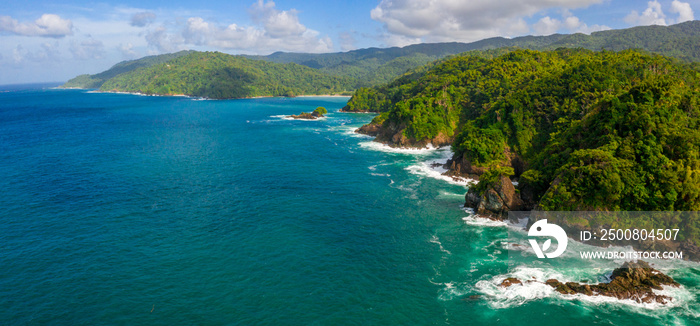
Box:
[1,0,698,84]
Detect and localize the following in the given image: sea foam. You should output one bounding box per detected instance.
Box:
[358,141,438,155]
[405,149,476,186]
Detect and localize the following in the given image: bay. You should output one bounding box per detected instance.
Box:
[0,88,698,325]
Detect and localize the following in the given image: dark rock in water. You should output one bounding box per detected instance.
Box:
[501,277,523,287]
[289,111,323,120]
[356,123,381,136]
[543,261,679,304]
[465,175,524,220]
[463,295,483,301]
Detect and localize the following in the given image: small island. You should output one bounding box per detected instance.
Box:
[289,106,327,120]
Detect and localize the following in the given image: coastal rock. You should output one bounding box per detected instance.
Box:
[445,147,525,181]
[289,111,322,120]
[501,278,523,287]
[543,261,679,304]
[356,123,381,136]
[356,120,452,148]
[465,175,524,220]
[444,154,488,180]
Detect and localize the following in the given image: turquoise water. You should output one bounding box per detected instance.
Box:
[1,88,699,325]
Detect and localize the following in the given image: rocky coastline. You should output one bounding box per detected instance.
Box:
[354,120,452,148]
[500,261,680,304]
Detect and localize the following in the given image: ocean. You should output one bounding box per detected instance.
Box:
[0,87,698,325]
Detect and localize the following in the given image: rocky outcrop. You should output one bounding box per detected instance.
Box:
[289,111,323,120]
[544,261,679,304]
[444,154,489,180]
[356,123,381,136]
[355,121,453,148]
[500,278,523,287]
[465,175,524,219]
[445,147,526,181]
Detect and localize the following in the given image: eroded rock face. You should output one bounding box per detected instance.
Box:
[465,176,524,219]
[356,123,381,136]
[543,261,679,304]
[355,121,453,148]
[445,148,525,181]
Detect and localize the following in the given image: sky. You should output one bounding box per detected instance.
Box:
[0,0,698,84]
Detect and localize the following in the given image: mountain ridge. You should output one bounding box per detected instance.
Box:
[61,21,700,98]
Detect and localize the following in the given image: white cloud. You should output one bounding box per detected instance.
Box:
[625,0,695,26]
[250,0,306,38]
[338,32,357,51]
[176,0,333,53]
[183,17,211,45]
[130,12,156,27]
[0,14,73,38]
[12,42,61,63]
[625,1,667,25]
[670,0,694,22]
[533,17,562,35]
[145,26,185,53]
[70,36,105,59]
[118,43,137,58]
[370,0,604,43]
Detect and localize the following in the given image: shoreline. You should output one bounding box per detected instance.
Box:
[60,88,352,100]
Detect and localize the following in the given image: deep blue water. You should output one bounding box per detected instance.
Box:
[1,88,699,325]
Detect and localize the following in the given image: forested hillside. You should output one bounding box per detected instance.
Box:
[98,52,355,98]
[349,49,700,243]
[61,51,194,89]
[254,21,700,87]
[62,21,700,96]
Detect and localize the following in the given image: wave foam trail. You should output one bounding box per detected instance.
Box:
[270,114,294,120]
[337,126,374,138]
[429,235,452,255]
[358,141,438,155]
[405,149,476,186]
[462,215,508,227]
[270,115,327,121]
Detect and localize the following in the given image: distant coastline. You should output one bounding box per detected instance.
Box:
[69,88,351,100]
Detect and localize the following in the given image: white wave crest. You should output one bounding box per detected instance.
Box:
[462,215,508,227]
[270,114,295,120]
[270,114,327,121]
[405,149,476,186]
[429,235,452,255]
[358,141,438,155]
[338,126,374,138]
[475,266,691,310]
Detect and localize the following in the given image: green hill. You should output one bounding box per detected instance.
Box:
[98,51,355,99]
[61,50,195,89]
[350,47,700,212]
[61,21,700,98]
[349,48,700,246]
[251,21,700,87]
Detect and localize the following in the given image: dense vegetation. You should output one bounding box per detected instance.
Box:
[63,21,700,95]
[98,52,355,99]
[257,21,700,88]
[349,48,700,243]
[61,51,194,89]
